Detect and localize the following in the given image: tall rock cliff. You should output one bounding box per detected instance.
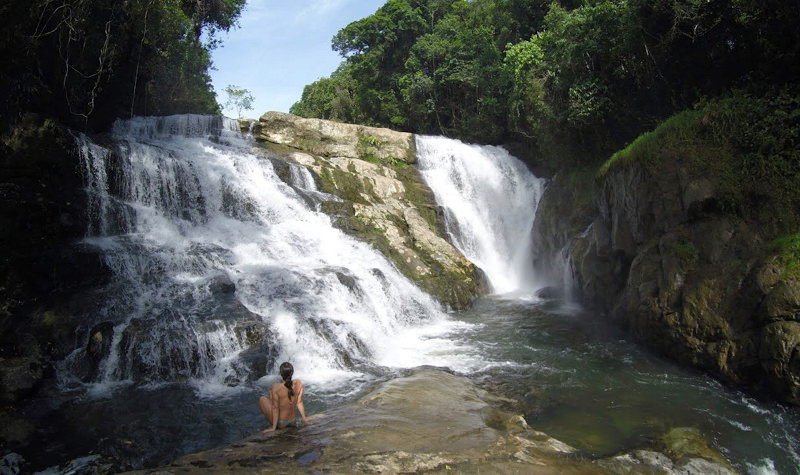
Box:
[535,98,800,405]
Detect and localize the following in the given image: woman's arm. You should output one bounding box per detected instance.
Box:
[295,381,309,423]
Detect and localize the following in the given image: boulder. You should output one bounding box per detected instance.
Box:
[660,427,735,472]
[86,321,115,362]
[535,286,563,300]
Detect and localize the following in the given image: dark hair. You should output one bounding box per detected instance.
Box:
[279,362,294,399]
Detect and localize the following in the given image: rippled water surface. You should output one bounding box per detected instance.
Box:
[448,297,800,474]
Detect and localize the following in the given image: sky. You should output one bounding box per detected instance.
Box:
[210,0,386,118]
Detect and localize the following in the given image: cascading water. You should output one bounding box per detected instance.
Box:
[21,118,797,474]
[68,114,459,391]
[415,136,547,295]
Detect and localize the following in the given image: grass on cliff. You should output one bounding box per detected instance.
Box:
[598,88,800,233]
[766,233,800,281]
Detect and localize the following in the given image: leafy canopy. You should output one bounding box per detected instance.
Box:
[0,0,247,132]
[291,0,799,169]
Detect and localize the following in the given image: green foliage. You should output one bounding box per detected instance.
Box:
[294,0,510,142]
[292,0,799,176]
[224,85,255,118]
[0,0,246,132]
[670,240,700,272]
[598,109,706,177]
[357,134,408,168]
[357,134,384,164]
[599,88,800,233]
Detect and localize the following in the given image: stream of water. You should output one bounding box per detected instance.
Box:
[5,116,798,474]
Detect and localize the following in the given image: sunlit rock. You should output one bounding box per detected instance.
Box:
[249,112,485,309]
[254,111,416,164]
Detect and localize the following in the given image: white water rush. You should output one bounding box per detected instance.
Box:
[68,115,474,392]
[415,135,547,296]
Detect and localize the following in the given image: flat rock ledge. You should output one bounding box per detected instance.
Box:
[252,112,416,164]
[135,368,736,474]
[249,112,485,309]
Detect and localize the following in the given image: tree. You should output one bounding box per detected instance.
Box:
[224,85,255,118]
[0,0,246,133]
[180,0,247,42]
[292,0,800,166]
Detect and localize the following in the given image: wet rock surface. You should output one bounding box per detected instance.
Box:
[141,368,735,474]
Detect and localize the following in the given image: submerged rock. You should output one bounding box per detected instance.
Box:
[535,286,563,300]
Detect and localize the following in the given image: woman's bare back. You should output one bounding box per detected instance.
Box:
[271,379,302,421]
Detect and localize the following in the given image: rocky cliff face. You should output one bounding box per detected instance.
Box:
[250,111,485,309]
[541,139,800,405]
[0,119,109,405]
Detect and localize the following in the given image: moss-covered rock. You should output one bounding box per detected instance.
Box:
[249,114,485,309]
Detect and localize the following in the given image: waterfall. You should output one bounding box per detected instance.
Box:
[415,136,547,295]
[69,115,454,390]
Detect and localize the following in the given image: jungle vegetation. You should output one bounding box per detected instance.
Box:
[290,0,799,171]
[0,0,246,132]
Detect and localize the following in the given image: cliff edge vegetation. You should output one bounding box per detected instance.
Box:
[0,0,245,133]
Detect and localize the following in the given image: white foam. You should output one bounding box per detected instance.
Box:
[745,458,778,475]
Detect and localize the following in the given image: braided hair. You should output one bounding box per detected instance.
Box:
[279,361,294,399]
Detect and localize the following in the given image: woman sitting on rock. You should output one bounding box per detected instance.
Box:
[259,361,309,432]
